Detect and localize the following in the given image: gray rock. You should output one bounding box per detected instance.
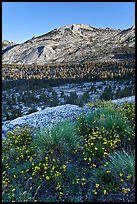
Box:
[2,96,135,139]
[111,95,135,105]
[2,24,135,64]
[2,104,84,139]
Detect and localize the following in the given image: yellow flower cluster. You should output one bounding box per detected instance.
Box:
[4,125,33,150]
[2,102,135,202]
[81,126,123,167]
[122,187,131,194]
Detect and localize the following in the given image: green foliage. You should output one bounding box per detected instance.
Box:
[2,177,40,202]
[100,86,113,100]
[2,102,135,202]
[65,91,79,105]
[93,107,129,133]
[81,91,90,103]
[107,149,135,178]
[121,102,135,125]
[2,60,135,81]
[90,149,135,202]
[115,86,135,99]
[9,108,22,120]
[27,107,38,115]
[76,104,131,138]
[88,99,112,108]
[3,124,33,149]
[33,120,81,154]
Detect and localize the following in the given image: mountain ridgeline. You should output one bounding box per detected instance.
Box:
[2,24,135,65]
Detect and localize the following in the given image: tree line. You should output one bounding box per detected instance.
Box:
[2,60,135,81]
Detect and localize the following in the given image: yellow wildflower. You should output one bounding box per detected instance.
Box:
[95,147,98,150]
[94,191,98,195]
[81,182,86,185]
[45,176,50,180]
[92,164,96,167]
[95,184,100,188]
[62,165,66,170]
[120,172,123,177]
[106,170,111,173]
[127,174,131,179]
[122,187,131,194]
[59,192,63,196]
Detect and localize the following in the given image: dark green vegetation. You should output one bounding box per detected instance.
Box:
[2,60,135,121]
[99,82,135,101]
[2,102,135,202]
[2,72,135,122]
[2,78,135,122]
[2,60,135,81]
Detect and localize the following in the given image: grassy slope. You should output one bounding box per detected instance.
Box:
[2,101,135,202]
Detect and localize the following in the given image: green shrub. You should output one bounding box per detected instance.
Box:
[107,149,135,178]
[88,99,111,108]
[3,124,33,150]
[121,102,135,126]
[100,86,114,100]
[76,105,131,138]
[75,104,134,169]
[2,177,40,202]
[89,149,135,202]
[93,107,129,133]
[33,120,81,154]
[2,102,135,202]
[27,107,38,115]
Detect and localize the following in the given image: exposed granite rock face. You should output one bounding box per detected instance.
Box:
[2,104,89,138]
[2,40,16,47]
[2,96,135,139]
[2,24,135,64]
[2,40,17,54]
[111,95,135,105]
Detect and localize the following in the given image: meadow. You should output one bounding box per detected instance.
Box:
[2,101,135,202]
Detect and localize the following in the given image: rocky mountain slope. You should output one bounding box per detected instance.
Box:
[2,40,16,47]
[2,40,17,55]
[2,24,135,65]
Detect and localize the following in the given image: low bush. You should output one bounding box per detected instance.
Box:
[90,150,135,202]
[33,120,81,154]
[2,102,135,202]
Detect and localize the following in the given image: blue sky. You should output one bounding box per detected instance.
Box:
[2,2,135,44]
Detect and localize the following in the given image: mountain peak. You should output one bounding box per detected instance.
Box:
[56,23,95,31]
[2,24,135,65]
[2,40,16,48]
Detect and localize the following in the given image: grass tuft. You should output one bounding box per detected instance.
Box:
[33,120,81,154]
[107,149,135,177]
